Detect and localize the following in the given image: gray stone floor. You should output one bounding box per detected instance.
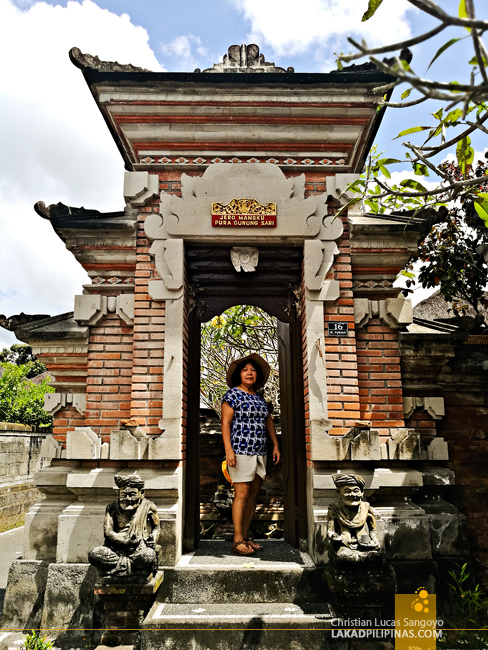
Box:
[183,539,314,567]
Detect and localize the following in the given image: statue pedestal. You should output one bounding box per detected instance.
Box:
[95,570,164,648]
[326,563,396,620]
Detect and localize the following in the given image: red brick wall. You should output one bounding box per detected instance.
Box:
[84,312,133,440]
[38,353,87,393]
[52,405,85,445]
[405,409,436,438]
[356,318,405,437]
[324,214,360,435]
[130,199,165,435]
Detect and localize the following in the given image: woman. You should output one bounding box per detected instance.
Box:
[221,353,281,556]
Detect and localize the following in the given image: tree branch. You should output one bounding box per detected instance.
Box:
[373,174,488,199]
[341,25,447,63]
[407,0,488,29]
[381,96,429,108]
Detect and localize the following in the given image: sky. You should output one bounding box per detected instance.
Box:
[1,0,487,348]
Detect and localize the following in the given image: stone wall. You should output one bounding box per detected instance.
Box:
[0,424,50,532]
[400,336,488,588]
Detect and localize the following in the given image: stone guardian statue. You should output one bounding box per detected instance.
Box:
[89,474,160,583]
[327,474,380,563]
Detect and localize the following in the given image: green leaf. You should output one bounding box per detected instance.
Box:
[474,200,488,225]
[450,81,462,93]
[399,270,415,279]
[378,158,401,165]
[432,108,444,121]
[400,179,428,193]
[426,38,461,71]
[445,108,463,124]
[379,165,391,179]
[336,59,343,71]
[401,88,411,100]
[364,199,379,213]
[458,0,469,19]
[394,126,431,139]
[458,0,472,31]
[456,135,474,175]
[469,55,488,66]
[413,163,429,177]
[362,0,384,22]
[335,196,361,217]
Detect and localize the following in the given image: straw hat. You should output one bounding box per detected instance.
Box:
[226,353,270,390]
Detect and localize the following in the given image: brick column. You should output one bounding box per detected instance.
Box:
[324,214,360,435]
[130,201,165,435]
[356,319,405,437]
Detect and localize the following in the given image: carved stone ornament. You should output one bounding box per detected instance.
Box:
[69,47,150,73]
[88,474,161,584]
[145,164,340,243]
[197,43,294,74]
[34,200,102,221]
[231,247,259,272]
[327,474,381,564]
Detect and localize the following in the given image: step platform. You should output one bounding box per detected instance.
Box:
[140,540,337,650]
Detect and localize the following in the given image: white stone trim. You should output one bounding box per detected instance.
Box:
[354,297,413,329]
[74,294,135,326]
[123,171,159,207]
[43,392,86,415]
[403,396,445,420]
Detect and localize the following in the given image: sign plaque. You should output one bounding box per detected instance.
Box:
[328,322,349,337]
[212,198,277,228]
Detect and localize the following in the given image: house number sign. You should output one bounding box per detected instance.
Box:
[212,198,277,227]
[328,322,349,337]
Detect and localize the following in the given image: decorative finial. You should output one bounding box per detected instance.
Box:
[197,44,294,74]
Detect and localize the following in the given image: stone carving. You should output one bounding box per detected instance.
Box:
[34,200,102,221]
[110,426,149,460]
[0,312,50,332]
[43,392,86,416]
[66,427,101,459]
[74,294,134,326]
[403,396,445,420]
[198,44,294,74]
[230,247,259,272]
[123,171,159,207]
[327,474,380,563]
[325,174,360,206]
[88,475,160,583]
[387,428,421,460]
[354,297,413,329]
[69,47,149,73]
[145,164,323,242]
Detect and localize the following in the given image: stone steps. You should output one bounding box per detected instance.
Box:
[156,565,327,604]
[142,602,335,650]
[139,540,335,649]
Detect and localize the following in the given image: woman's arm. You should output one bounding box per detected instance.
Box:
[265,414,281,465]
[221,401,236,467]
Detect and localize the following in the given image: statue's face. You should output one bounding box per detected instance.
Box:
[338,485,363,507]
[118,486,143,511]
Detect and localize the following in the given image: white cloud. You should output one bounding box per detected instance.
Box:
[232,0,414,68]
[160,34,208,70]
[0,0,162,346]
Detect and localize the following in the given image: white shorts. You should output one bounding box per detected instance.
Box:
[227,454,267,483]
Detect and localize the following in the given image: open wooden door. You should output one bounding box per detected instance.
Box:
[278,317,308,549]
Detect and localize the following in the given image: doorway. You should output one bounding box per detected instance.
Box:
[183,245,307,552]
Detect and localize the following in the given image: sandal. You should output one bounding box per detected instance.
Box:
[245,538,263,551]
[231,539,256,556]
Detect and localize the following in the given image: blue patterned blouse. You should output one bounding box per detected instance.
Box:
[222,387,268,456]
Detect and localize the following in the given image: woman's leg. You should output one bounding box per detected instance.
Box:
[232,481,253,553]
[242,474,263,540]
